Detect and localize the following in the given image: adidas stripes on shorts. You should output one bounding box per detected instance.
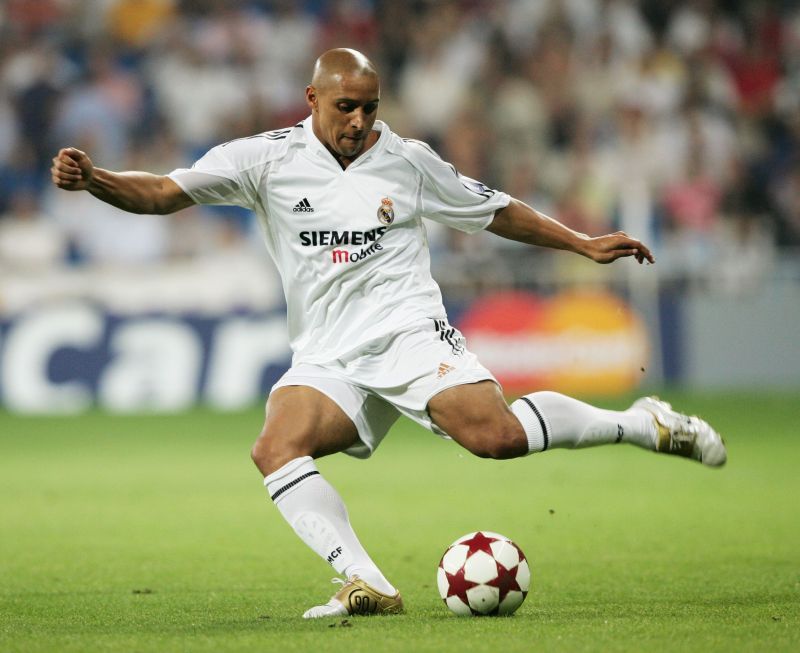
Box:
[271,318,497,458]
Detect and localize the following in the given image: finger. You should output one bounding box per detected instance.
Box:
[603,248,637,263]
[51,163,82,181]
[54,159,81,174]
[60,154,83,168]
[55,154,78,170]
[637,245,655,264]
[59,147,85,165]
[618,237,655,264]
[52,174,77,187]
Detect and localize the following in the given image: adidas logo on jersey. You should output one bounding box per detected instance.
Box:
[293,198,314,212]
[437,362,455,378]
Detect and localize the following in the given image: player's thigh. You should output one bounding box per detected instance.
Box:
[252,385,360,474]
[427,380,527,459]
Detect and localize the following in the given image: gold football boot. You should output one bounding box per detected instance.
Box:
[302,576,404,619]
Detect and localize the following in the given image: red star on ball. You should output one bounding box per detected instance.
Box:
[443,566,478,605]
[486,559,523,603]
[459,531,500,556]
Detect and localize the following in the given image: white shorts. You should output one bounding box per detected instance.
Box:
[271,318,497,458]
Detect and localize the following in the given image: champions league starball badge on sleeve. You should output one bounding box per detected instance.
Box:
[377,197,395,225]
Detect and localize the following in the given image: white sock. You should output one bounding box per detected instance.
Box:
[511,391,657,454]
[264,456,396,596]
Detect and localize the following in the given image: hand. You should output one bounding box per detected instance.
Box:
[51,147,94,191]
[583,231,655,265]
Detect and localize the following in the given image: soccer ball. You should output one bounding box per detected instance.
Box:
[437,531,531,616]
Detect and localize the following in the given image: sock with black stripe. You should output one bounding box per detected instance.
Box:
[264,456,395,595]
[510,391,657,454]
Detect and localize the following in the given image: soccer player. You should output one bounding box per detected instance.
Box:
[51,48,726,619]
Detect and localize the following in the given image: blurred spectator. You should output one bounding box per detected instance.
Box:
[399,1,487,140]
[712,215,775,295]
[660,144,722,280]
[3,0,65,36]
[719,4,781,118]
[666,0,714,56]
[0,0,797,293]
[772,162,800,247]
[0,190,66,270]
[4,42,72,182]
[148,30,250,149]
[319,0,378,56]
[54,45,144,169]
[0,90,17,167]
[107,0,176,50]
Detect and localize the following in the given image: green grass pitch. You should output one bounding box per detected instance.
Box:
[1,391,798,652]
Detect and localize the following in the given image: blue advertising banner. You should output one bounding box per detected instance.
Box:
[0,303,292,413]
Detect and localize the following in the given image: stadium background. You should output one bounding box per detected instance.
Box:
[1,0,799,411]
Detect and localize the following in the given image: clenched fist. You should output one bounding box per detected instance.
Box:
[51,147,94,191]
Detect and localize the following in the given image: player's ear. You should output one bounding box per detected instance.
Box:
[306,86,318,112]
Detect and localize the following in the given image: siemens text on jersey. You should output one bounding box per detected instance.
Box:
[299,227,388,247]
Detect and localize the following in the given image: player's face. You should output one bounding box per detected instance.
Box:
[307,73,380,161]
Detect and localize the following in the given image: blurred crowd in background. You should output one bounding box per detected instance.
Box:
[1,0,799,297]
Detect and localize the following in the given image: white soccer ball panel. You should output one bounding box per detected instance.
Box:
[490,540,521,570]
[463,550,498,584]
[441,544,469,574]
[497,590,525,615]
[445,594,472,616]
[436,566,450,600]
[466,585,500,614]
[516,558,531,592]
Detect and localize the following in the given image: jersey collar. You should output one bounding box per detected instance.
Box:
[301,115,389,169]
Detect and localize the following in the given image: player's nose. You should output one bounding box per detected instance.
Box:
[350,109,366,131]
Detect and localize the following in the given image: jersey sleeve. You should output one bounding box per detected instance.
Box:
[409,140,511,233]
[167,137,268,209]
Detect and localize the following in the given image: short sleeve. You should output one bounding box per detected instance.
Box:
[168,139,262,209]
[413,142,510,233]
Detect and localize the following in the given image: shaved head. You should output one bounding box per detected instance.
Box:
[306,48,381,167]
[311,48,378,91]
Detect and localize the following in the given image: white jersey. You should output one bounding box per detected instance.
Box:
[168,116,510,364]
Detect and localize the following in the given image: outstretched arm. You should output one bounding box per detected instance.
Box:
[51,147,194,215]
[488,198,655,265]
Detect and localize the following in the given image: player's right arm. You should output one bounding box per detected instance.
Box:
[51,147,194,215]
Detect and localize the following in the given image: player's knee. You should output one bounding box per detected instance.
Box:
[250,432,271,473]
[250,429,295,476]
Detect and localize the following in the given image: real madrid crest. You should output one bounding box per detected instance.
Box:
[377,197,395,225]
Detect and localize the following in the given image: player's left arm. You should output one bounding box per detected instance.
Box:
[487,198,655,265]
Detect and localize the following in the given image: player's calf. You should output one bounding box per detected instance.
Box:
[445,416,528,459]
